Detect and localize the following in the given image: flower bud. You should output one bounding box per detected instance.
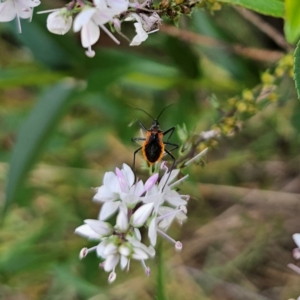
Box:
[84,219,113,237]
[115,210,129,232]
[144,173,159,191]
[104,254,120,272]
[47,10,72,35]
[131,202,154,227]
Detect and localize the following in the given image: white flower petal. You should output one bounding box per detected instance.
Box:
[130,22,148,46]
[84,219,112,236]
[119,244,131,256]
[99,201,120,220]
[119,202,128,215]
[93,8,115,26]
[134,228,141,241]
[127,236,155,257]
[108,0,128,13]
[74,224,100,240]
[94,0,108,9]
[103,171,120,193]
[159,169,180,189]
[131,202,154,227]
[120,255,129,270]
[148,218,157,246]
[293,233,300,248]
[80,20,100,48]
[175,210,187,222]
[121,193,139,207]
[73,7,96,32]
[158,206,175,229]
[158,206,187,227]
[133,180,144,197]
[142,193,161,204]
[145,245,155,258]
[0,1,16,22]
[97,239,109,257]
[104,254,120,272]
[94,185,118,202]
[158,218,169,230]
[103,243,118,256]
[132,247,148,260]
[18,7,32,19]
[165,190,187,206]
[22,0,41,7]
[122,163,135,187]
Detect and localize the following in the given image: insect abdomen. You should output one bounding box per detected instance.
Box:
[142,132,164,164]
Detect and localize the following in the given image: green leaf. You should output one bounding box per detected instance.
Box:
[4,82,76,217]
[52,265,101,298]
[294,40,300,99]
[0,66,63,89]
[284,0,300,44]
[218,0,284,17]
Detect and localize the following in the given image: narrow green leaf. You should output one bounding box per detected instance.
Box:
[294,40,300,99]
[284,0,300,44]
[0,66,63,89]
[53,265,101,297]
[218,0,284,17]
[4,82,76,217]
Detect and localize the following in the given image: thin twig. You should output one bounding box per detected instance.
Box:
[234,6,291,51]
[160,24,284,62]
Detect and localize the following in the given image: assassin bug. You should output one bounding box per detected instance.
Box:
[131,104,178,177]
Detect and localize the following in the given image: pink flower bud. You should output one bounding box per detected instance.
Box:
[144,173,159,191]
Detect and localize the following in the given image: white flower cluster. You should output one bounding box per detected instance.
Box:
[0,0,41,32]
[75,163,189,282]
[40,0,162,57]
[0,0,161,57]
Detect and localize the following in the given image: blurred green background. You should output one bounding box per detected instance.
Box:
[1,1,300,299]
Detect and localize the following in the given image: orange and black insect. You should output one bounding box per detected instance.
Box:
[131,104,178,173]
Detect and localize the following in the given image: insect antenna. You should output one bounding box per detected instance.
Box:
[156,103,174,121]
[134,108,155,121]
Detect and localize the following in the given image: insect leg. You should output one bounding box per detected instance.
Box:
[132,137,146,145]
[164,141,178,152]
[163,127,175,143]
[131,132,146,173]
[133,146,142,173]
[162,148,176,191]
